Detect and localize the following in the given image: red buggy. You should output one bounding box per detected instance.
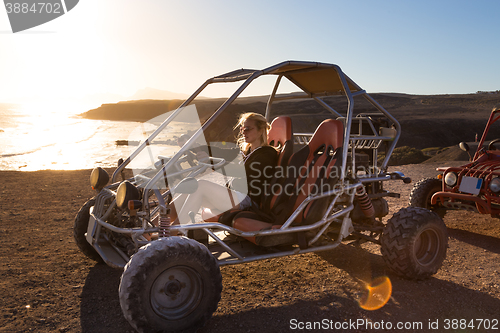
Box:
[410,104,500,217]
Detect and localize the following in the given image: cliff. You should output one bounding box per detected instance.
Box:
[79,93,500,149]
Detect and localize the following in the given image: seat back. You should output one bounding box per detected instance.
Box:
[267,116,293,169]
[268,119,344,225]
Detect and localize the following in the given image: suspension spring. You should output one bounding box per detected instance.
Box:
[158,207,172,238]
[355,186,375,218]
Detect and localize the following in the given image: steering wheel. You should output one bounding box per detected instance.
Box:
[155,151,200,170]
[197,156,226,171]
[184,150,197,167]
[488,139,500,151]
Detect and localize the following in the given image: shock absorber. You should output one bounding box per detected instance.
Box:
[355,185,375,218]
[158,207,173,238]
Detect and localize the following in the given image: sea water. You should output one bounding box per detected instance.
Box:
[0,103,177,171]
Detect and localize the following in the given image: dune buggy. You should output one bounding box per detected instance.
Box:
[410,103,500,217]
[74,61,448,333]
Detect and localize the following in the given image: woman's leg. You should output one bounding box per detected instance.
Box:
[172,179,244,225]
[166,193,187,223]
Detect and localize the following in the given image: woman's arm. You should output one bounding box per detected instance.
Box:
[244,147,278,205]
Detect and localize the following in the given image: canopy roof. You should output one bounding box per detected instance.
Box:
[212,61,363,97]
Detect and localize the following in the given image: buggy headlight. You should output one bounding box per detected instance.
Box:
[116,181,141,209]
[90,167,109,191]
[489,178,500,193]
[444,172,458,187]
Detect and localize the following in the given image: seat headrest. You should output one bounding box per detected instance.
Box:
[308,119,343,152]
[268,116,293,148]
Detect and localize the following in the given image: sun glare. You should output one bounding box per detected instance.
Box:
[358,276,392,311]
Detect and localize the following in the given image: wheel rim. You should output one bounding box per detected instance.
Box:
[150,266,203,320]
[425,192,434,209]
[413,228,440,266]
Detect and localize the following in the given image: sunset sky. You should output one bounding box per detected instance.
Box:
[1,0,499,108]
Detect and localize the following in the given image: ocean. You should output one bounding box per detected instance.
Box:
[0,102,165,171]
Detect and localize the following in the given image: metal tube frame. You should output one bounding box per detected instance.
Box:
[89,180,361,268]
[91,60,404,268]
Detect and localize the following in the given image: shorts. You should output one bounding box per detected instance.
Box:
[236,193,253,210]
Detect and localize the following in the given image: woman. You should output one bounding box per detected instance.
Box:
[170,112,278,226]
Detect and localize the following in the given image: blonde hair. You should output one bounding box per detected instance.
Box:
[234,112,270,152]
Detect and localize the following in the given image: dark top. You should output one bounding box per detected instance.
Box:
[208,145,278,206]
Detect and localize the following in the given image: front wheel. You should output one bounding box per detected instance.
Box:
[119,237,222,333]
[73,198,103,262]
[381,207,448,280]
[409,178,442,210]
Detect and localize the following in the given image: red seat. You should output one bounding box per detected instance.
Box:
[281,119,343,223]
[267,116,293,169]
[233,119,344,246]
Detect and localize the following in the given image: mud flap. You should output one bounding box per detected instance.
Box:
[340,216,354,240]
[86,207,97,245]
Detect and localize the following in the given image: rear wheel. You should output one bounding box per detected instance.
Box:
[73,198,103,262]
[119,237,222,333]
[381,207,448,280]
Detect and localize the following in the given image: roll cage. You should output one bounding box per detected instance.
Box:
[112,61,401,199]
[89,60,407,268]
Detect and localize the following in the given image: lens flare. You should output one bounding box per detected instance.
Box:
[358,276,392,311]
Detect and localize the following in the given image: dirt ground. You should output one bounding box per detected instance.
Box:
[0,162,499,333]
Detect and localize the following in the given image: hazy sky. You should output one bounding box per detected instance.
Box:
[1,0,499,106]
